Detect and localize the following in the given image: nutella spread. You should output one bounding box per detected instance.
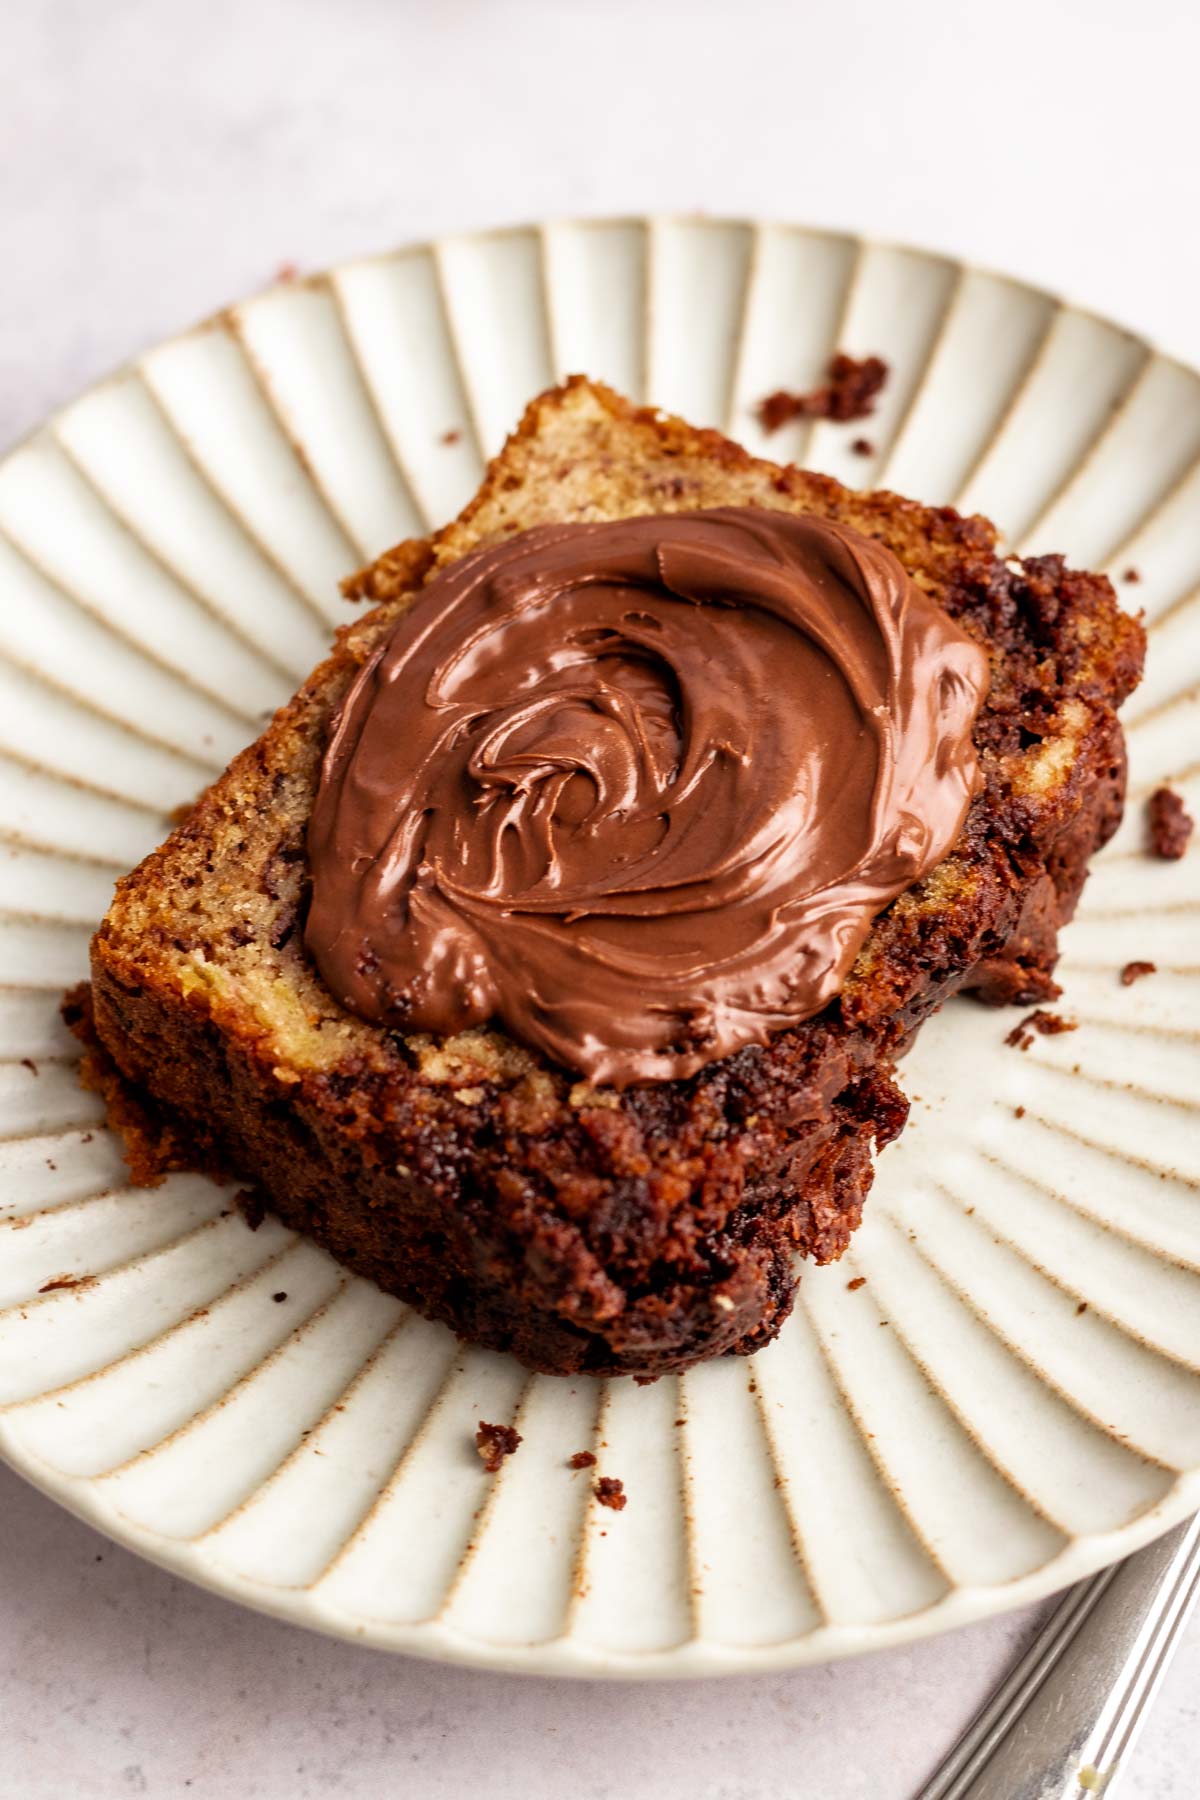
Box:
[305,508,989,1085]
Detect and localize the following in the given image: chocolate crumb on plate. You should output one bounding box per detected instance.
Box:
[441,428,462,446]
[595,1476,627,1511]
[850,437,874,457]
[1027,1009,1077,1036]
[846,1276,867,1291]
[1005,1009,1077,1051]
[757,353,889,432]
[1120,960,1157,986]
[1014,1105,1025,1118]
[568,1451,596,1470]
[1122,567,1141,583]
[476,1420,522,1473]
[20,1057,37,1076]
[272,1292,288,1303]
[1147,786,1194,860]
[38,1273,83,1293]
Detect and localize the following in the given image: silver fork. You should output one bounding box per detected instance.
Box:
[914,1513,1200,1800]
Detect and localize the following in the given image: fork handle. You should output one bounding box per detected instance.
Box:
[916,1513,1200,1800]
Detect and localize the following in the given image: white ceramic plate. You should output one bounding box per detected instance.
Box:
[0,218,1197,1677]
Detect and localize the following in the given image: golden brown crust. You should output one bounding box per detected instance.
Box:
[76,379,1145,1377]
[345,377,1000,609]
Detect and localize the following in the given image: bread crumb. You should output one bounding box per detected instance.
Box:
[595,1475,626,1511]
[1147,787,1194,860]
[568,1451,596,1470]
[1005,1009,1077,1050]
[757,354,889,432]
[475,1420,521,1473]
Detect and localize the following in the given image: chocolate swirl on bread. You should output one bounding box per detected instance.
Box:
[305,508,989,1084]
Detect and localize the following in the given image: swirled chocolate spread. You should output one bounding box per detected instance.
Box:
[305,508,989,1085]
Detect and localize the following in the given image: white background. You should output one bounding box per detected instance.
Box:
[2,1,1198,1794]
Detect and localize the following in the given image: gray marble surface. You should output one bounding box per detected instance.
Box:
[2,2,1198,1794]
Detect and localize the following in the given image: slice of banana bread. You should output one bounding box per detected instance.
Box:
[72,378,1145,1378]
